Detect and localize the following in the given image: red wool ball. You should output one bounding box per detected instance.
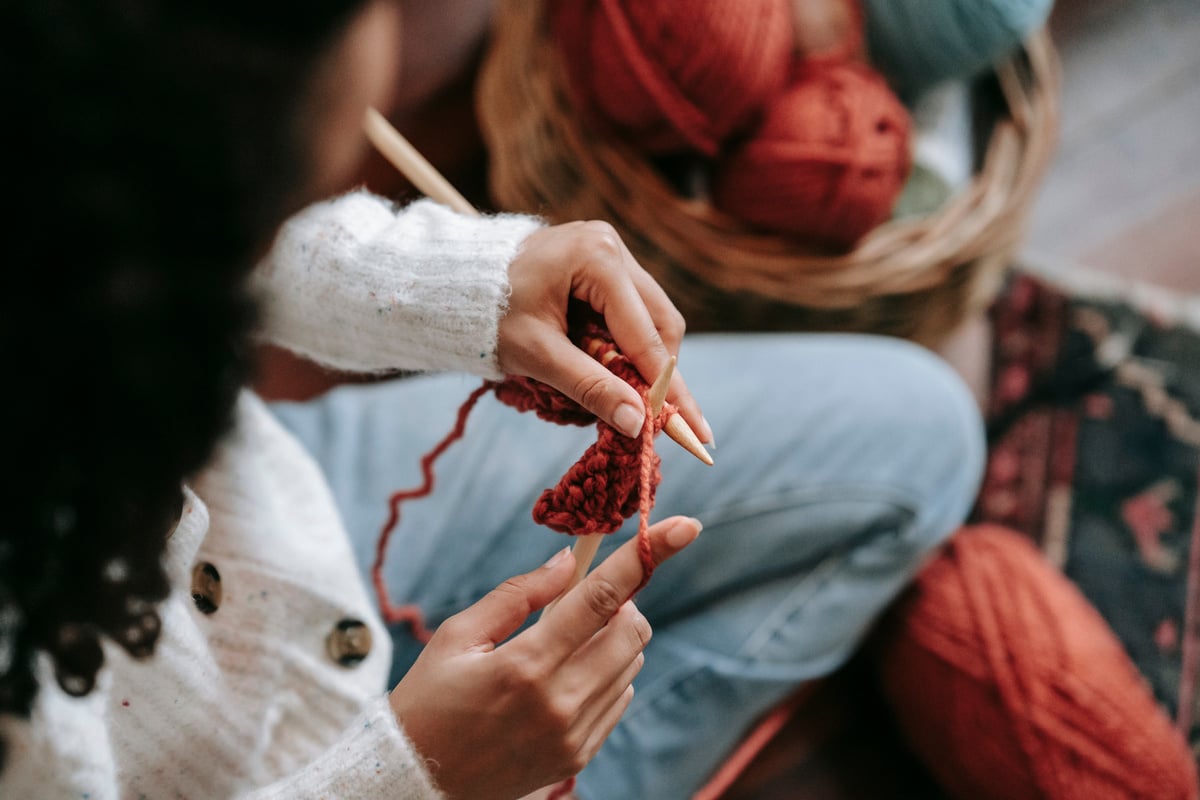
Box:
[872,525,1198,800]
[711,61,911,248]
[551,0,794,156]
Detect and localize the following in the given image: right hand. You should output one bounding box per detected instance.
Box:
[498,221,711,443]
[388,516,703,799]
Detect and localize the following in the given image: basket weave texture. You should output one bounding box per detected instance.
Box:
[476,0,1062,345]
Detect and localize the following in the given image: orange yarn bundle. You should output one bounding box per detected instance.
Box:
[550,0,794,156]
[711,61,911,247]
[549,0,912,249]
[872,525,1198,800]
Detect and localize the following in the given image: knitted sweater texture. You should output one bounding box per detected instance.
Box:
[0,191,543,798]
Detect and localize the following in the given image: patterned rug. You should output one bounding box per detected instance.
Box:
[973,269,1200,755]
[706,268,1200,798]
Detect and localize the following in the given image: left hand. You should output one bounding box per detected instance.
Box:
[389,515,703,800]
[497,221,711,442]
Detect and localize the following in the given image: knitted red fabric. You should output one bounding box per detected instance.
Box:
[872,525,1199,800]
[551,0,793,156]
[372,325,668,636]
[712,61,911,248]
[529,341,663,537]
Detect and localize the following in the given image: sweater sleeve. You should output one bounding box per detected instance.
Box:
[252,190,545,380]
[245,695,444,800]
[0,688,443,800]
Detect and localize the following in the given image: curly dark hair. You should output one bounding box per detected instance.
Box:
[0,0,367,767]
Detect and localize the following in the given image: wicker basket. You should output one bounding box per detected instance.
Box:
[476,0,1062,345]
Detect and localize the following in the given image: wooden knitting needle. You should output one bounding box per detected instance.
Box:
[647,355,675,418]
[362,108,478,217]
[647,359,716,465]
[361,107,713,465]
[545,355,675,615]
[586,340,714,467]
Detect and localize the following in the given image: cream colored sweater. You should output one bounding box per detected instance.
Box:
[0,192,543,798]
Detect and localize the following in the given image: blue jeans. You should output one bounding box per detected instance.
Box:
[270,333,985,799]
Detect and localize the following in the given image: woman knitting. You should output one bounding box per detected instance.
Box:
[0,1,984,798]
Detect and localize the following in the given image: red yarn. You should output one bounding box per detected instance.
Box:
[872,525,1199,800]
[371,383,492,641]
[551,0,794,156]
[546,776,576,800]
[371,324,669,635]
[530,336,664,537]
[712,61,911,248]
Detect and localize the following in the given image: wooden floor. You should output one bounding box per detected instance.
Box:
[715,660,948,800]
[1025,0,1200,292]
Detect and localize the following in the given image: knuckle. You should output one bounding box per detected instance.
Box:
[493,576,535,615]
[582,575,626,619]
[582,218,618,241]
[614,604,652,652]
[553,694,579,729]
[571,371,612,415]
[644,325,666,348]
[543,694,576,737]
[498,652,545,694]
[433,613,468,642]
[581,220,622,262]
[629,608,652,649]
[662,307,686,342]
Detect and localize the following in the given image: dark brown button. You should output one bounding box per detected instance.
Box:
[326,618,372,667]
[56,668,96,697]
[191,562,222,614]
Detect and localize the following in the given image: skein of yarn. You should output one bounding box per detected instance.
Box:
[711,61,912,248]
[550,0,794,156]
[871,525,1198,800]
[861,0,1054,98]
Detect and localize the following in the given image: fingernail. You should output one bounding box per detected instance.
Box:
[666,517,702,549]
[614,403,645,439]
[542,547,571,569]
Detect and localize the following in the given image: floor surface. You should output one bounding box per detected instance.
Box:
[1025,0,1200,292]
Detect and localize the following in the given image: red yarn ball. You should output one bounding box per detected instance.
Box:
[872,525,1198,800]
[551,0,794,156]
[711,61,911,247]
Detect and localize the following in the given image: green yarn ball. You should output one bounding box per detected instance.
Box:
[862,0,1053,99]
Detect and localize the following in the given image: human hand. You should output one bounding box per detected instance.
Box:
[497,221,712,443]
[388,515,703,799]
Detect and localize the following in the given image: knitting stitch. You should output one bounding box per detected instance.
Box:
[372,323,670,638]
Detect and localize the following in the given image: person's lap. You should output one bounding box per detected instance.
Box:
[270,332,985,799]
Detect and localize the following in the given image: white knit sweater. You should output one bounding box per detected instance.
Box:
[0,192,544,798]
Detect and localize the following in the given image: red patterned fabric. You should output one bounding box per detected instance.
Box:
[976,272,1200,759]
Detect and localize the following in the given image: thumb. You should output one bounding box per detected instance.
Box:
[448,547,576,650]
[532,516,702,660]
[537,332,648,439]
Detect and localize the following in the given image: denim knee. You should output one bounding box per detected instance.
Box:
[868,338,986,554]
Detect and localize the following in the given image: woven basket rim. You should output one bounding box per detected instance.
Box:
[477,0,1061,319]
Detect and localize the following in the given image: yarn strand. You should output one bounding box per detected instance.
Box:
[635,395,658,592]
[371,382,493,641]
[372,324,668,638]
